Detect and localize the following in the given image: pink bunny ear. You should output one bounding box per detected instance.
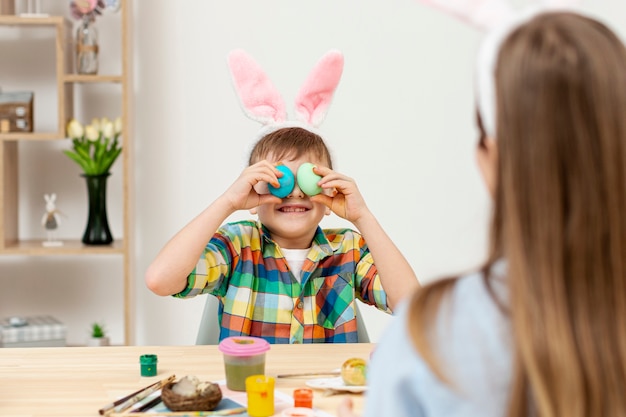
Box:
[294,50,344,127]
[228,49,287,125]
[416,0,515,30]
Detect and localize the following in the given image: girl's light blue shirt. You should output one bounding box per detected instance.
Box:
[364,263,512,417]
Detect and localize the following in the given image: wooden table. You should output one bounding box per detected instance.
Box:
[0,344,373,417]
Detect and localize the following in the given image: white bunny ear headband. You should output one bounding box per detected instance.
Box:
[228,49,344,146]
[416,0,581,138]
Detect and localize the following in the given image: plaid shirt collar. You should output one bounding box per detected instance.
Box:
[257,221,334,259]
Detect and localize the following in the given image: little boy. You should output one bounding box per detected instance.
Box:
[145,50,418,343]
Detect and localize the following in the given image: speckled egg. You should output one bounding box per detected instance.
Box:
[341,357,367,386]
[268,165,295,198]
[297,163,322,196]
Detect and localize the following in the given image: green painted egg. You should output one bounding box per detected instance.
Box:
[297,163,323,196]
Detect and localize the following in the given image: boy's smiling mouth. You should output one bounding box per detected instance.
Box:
[278,205,309,213]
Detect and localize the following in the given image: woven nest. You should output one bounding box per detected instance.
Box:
[161,380,223,412]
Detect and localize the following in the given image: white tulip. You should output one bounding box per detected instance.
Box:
[100,117,111,132]
[85,125,100,141]
[102,120,114,139]
[114,117,122,135]
[67,119,84,138]
[90,117,101,132]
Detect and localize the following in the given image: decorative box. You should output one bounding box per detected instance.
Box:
[0,315,66,348]
[0,91,34,133]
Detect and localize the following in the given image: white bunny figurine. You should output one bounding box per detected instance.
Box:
[41,193,63,247]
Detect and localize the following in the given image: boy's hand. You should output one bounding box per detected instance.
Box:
[221,160,282,211]
[310,165,369,223]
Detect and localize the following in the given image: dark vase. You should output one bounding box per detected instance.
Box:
[82,173,113,245]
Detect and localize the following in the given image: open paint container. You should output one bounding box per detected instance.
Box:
[218,336,270,391]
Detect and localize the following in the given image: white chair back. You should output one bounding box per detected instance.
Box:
[195,296,221,345]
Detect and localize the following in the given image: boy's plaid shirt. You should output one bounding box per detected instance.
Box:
[175,220,389,343]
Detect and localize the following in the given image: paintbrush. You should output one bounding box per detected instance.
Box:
[100,379,165,415]
[131,395,162,412]
[100,375,176,416]
[276,370,340,378]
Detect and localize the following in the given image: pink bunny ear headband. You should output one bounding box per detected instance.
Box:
[416,0,581,138]
[228,49,344,148]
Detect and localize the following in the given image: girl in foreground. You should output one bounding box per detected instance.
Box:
[341,4,626,417]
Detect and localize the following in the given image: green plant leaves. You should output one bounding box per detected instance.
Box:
[64,133,122,175]
[91,322,106,338]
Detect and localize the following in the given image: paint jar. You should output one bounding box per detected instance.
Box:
[293,388,313,408]
[246,375,275,417]
[139,354,158,377]
[218,336,270,391]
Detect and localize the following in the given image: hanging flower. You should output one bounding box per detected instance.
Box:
[64,117,123,176]
[70,0,105,23]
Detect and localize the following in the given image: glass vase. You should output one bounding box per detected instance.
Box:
[82,173,113,245]
[76,16,99,75]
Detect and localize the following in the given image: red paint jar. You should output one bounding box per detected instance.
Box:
[293,388,313,408]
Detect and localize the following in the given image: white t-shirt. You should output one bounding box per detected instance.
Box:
[281,248,310,283]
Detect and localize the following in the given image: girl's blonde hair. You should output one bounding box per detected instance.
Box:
[409,12,626,417]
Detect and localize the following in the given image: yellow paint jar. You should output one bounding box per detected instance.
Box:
[246,375,275,417]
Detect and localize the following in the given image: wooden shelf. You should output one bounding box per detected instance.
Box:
[0,132,65,141]
[0,3,134,345]
[64,74,124,83]
[0,15,69,26]
[1,239,125,255]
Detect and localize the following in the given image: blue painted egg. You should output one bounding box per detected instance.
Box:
[268,165,295,198]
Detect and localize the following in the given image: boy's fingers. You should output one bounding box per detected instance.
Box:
[312,164,332,177]
[253,182,270,195]
[311,194,347,218]
[257,194,282,206]
[310,193,332,208]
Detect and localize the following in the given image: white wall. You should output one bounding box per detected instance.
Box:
[3,0,625,346]
[134,0,490,345]
[133,0,625,345]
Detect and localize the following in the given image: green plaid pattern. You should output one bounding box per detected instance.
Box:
[175,220,389,343]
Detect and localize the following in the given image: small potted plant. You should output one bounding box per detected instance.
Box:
[87,322,110,346]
